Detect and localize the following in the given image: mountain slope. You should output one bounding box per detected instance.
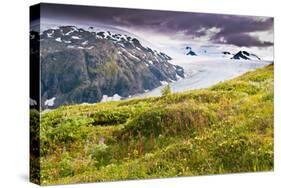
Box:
[35,64,273,185]
[31,26,185,108]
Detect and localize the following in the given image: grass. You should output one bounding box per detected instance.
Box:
[32,64,274,185]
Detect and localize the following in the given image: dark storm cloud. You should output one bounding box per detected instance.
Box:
[40,3,274,47]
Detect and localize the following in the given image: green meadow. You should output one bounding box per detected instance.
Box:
[32,64,273,185]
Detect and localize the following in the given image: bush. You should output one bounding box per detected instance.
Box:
[161,84,172,96]
[92,144,113,168]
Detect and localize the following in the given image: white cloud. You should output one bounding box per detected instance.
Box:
[248,30,273,44]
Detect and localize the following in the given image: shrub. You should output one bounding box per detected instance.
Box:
[161,84,172,96]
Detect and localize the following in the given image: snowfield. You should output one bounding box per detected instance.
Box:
[133,57,272,98]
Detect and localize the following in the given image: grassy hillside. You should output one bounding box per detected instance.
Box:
[36,64,274,185]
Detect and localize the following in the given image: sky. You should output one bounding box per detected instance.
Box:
[33,3,274,60]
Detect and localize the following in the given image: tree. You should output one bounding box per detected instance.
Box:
[161,84,172,96]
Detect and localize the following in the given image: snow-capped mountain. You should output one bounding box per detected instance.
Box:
[185,46,197,56]
[31,25,185,108]
[183,45,261,61]
[231,51,261,61]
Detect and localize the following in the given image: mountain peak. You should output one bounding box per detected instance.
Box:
[232,50,261,60]
[185,46,197,56]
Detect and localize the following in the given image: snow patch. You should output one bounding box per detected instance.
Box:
[44,97,56,107]
[55,37,62,42]
[82,40,88,45]
[46,30,54,38]
[65,30,74,36]
[145,60,154,66]
[71,36,81,39]
[127,52,140,61]
[160,81,169,85]
[96,35,103,39]
[101,94,122,102]
[117,43,125,48]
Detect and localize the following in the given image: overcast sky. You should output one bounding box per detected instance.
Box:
[35,3,274,60]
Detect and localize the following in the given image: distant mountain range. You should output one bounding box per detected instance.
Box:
[185,46,261,61]
[30,26,185,108]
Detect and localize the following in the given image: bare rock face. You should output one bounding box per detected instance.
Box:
[30,26,185,108]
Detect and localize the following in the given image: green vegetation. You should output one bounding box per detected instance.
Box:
[36,64,273,185]
[161,84,172,96]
